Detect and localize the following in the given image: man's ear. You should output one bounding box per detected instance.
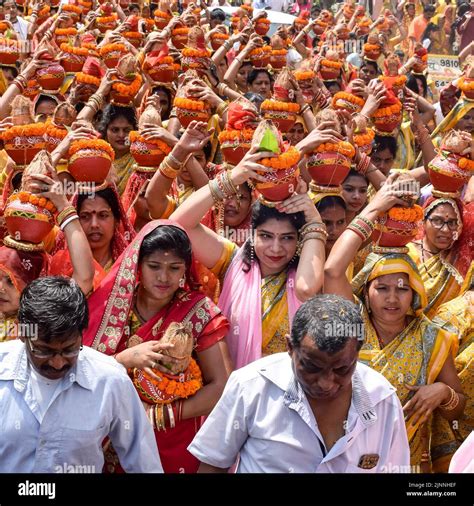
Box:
[285,334,293,355]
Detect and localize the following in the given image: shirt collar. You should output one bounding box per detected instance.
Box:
[258,355,393,427]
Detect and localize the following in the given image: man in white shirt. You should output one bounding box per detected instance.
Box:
[189,294,411,473]
[3,0,30,41]
[0,276,163,473]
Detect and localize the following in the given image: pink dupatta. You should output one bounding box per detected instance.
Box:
[218,245,301,369]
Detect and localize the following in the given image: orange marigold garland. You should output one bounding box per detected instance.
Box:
[12,191,57,213]
[173,96,207,111]
[132,358,203,404]
[69,138,115,160]
[387,205,423,223]
[458,156,474,171]
[315,141,356,158]
[260,146,301,170]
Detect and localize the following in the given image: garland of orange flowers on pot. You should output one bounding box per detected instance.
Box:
[75,72,101,87]
[250,46,271,57]
[260,146,301,170]
[261,99,300,113]
[12,191,57,213]
[112,74,142,96]
[294,70,315,81]
[458,157,474,171]
[136,358,203,401]
[62,4,82,15]
[387,205,423,222]
[97,14,117,24]
[55,28,77,37]
[99,43,126,57]
[129,131,172,154]
[321,59,342,69]
[174,97,207,110]
[211,32,229,40]
[69,138,115,160]
[123,31,143,40]
[353,129,375,147]
[315,141,356,158]
[271,48,287,56]
[218,128,255,143]
[172,27,189,36]
[332,91,365,108]
[380,75,407,88]
[1,123,46,141]
[46,123,68,140]
[60,43,90,57]
[458,76,474,92]
[182,47,211,58]
[154,9,171,19]
[372,102,402,118]
[364,43,381,53]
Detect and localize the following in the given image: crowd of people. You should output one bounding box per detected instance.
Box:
[0,0,472,475]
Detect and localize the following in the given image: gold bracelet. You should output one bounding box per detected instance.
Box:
[167,153,184,170]
[439,386,460,411]
[216,101,229,116]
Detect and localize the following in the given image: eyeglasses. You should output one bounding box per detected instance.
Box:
[426,217,459,231]
[26,338,83,360]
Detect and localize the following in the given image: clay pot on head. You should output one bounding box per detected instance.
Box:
[428,152,470,194]
[36,62,66,92]
[221,143,251,166]
[4,200,54,244]
[262,110,296,133]
[176,108,210,128]
[68,150,112,183]
[130,139,168,167]
[371,216,419,248]
[306,152,352,187]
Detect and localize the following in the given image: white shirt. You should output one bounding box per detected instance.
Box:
[29,368,61,423]
[188,353,411,473]
[0,340,163,473]
[9,16,30,41]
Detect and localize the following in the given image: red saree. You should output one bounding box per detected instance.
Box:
[83,220,229,473]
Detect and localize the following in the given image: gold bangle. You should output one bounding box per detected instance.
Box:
[216,101,228,116]
[439,386,460,411]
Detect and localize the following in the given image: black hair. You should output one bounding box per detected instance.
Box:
[247,69,272,87]
[0,65,18,79]
[210,8,226,21]
[138,226,197,287]
[242,201,305,272]
[290,294,364,353]
[77,187,121,220]
[360,59,381,75]
[343,168,369,184]
[372,135,397,158]
[394,49,405,61]
[97,104,137,139]
[12,171,22,191]
[34,94,58,114]
[18,276,89,343]
[406,72,428,98]
[316,195,347,214]
[421,22,440,42]
[423,4,436,13]
[128,3,140,11]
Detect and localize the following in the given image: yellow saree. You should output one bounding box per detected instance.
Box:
[113,153,136,196]
[353,252,457,469]
[407,242,464,319]
[261,270,290,355]
[430,263,474,472]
